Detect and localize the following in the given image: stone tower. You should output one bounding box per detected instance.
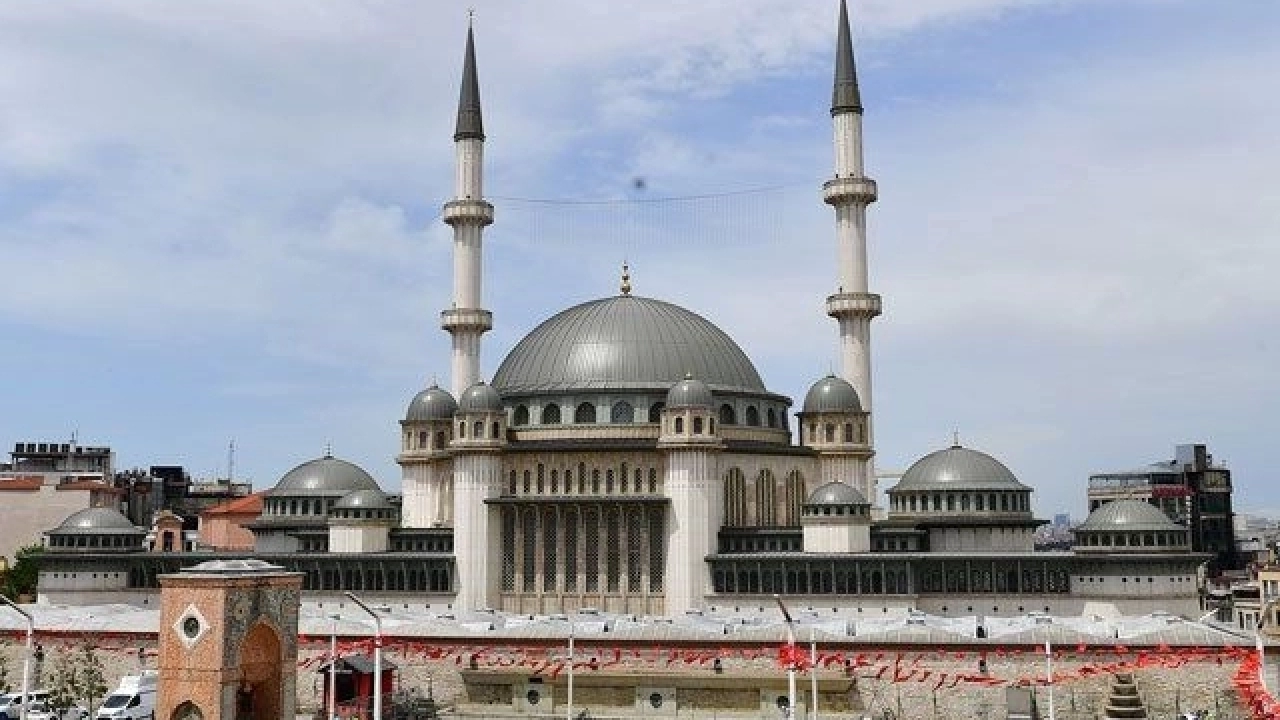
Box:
[441,21,495,399]
[156,559,302,720]
[823,0,880,488]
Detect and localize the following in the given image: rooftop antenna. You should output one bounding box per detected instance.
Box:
[226,439,236,486]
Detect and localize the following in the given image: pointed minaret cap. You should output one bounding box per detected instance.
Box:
[454,21,485,141]
[831,0,863,116]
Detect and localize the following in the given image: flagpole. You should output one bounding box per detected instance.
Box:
[809,625,819,720]
[565,626,575,720]
[775,595,797,719]
[1045,639,1055,720]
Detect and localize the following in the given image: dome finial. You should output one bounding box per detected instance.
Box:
[620,261,632,295]
[951,429,961,448]
[324,442,333,458]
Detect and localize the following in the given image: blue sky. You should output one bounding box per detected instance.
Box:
[1,0,1277,520]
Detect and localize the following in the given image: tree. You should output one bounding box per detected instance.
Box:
[75,641,107,715]
[46,648,80,717]
[0,640,10,694]
[1,545,44,599]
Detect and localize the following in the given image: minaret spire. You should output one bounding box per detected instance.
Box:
[441,20,495,398]
[823,0,880,502]
[454,21,484,142]
[832,0,862,115]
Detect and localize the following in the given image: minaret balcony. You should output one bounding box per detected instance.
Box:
[823,177,877,205]
[441,308,494,332]
[442,199,495,226]
[826,292,882,319]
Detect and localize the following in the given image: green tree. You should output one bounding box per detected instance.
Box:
[1,545,44,599]
[0,640,10,693]
[46,648,80,717]
[75,641,107,715]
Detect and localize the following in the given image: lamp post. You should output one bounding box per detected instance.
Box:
[1,595,33,720]
[809,625,819,720]
[774,595,797,720]
[1044,639,1055,720]
[345,592,384,720]
[327,613,341,720]
[565,624,575,720]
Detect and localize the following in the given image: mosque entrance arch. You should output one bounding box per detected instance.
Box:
[235,621,283,720]
[171,702,203,720]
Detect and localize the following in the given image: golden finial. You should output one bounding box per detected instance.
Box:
[620,261,632,295]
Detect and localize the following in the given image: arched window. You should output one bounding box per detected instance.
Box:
[418,430,428,448]
[843,423,853,443]
[458,422,466,438]
[507,471,517,495]
[649,402,664,422]
[784,470,807,525]
[435,431,446,448]
[756,470,778,526]
[719,404,736,425]
[610,401,634,423]
[575,402,597,423]
[473,421,483,438]
[724,469,748,526]
[491,421,501,438]
[976,494,985,511]
[824,424,835,443]
[745,406,760,427]
[674,417,684,433]
[542,403,561,424]
[766,408,778,428]
[513,405,530,426]
[592,469,600,494]
[693,417,704,434]
[523,471,531,494]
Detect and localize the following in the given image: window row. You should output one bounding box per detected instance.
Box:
[890,491,1030,514]
[724,469,808,527]
[805,421,865,445]
[507,464,660,496]
[47,535,142,549]
[1077,531,1187,547]
[510,401,787,429]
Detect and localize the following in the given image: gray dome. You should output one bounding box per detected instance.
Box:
[53,507,143,535]
[405,385,457,422]
[458,381,503,412]
[666,376,714,409]
[334,488,393,510]
[185,559,284,575]
[1078,499,1181,532]
[803,375,862,414]
[492,296,765,395]
[806,481,868,506]
[892,445,1029,492]
[270,455,381,497]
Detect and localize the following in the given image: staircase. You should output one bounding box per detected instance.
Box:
[1102,673,1148,719]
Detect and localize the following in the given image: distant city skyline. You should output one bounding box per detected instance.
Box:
[1,0,1277,518]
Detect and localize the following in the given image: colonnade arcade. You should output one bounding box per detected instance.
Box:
[493,498,668,615]
[708,556,1072,596]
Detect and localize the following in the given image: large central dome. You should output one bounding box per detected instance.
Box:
[493,295,765,395]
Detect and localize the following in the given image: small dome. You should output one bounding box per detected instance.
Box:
[803,375,862,414]
[405,385,457,422]
[806,481,868,506]
[53,507,142,535]
[334,488,393,510]
[271,455,381,497]
[666,376,714,409]
[1078,499,1181,532]
[458,382,503,413]
[892,445,1029,492]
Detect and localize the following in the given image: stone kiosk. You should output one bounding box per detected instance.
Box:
[157,559,303,720]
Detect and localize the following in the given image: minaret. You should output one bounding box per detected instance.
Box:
[441,21,495,399]
[824,0,880,459]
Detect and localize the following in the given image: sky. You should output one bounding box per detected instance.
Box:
[1,0,1277,520]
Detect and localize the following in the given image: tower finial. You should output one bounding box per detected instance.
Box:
[454,20,485,141]
[832,0,863,116]
[620,261,632,295]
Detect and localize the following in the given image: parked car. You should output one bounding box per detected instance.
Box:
[28,701,88,720]
[0,690,52,720]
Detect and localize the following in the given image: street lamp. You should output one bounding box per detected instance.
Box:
[0,594,33,720]
[327,613,341,720]
[345,592,384,720]
[774,595,797,720]
[564,623,575,720]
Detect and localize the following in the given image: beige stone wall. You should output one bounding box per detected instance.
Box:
[0,638,1252,719]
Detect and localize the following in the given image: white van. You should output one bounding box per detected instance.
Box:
[94,673,156,720]
[0,690,51,720]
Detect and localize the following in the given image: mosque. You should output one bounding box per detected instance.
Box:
[36,2,1209,618]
